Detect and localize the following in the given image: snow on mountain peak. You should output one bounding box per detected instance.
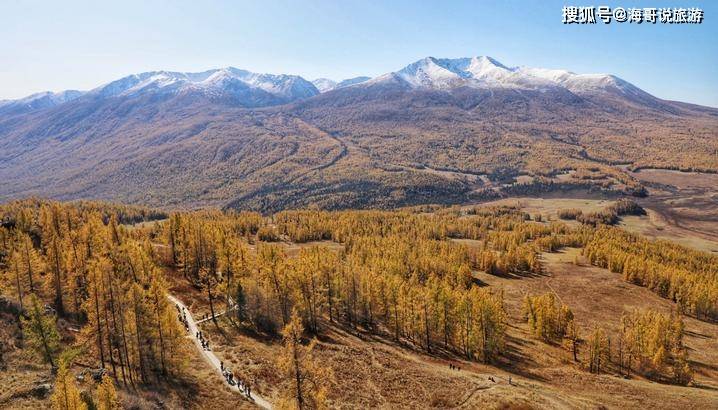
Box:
[393,56,529,89]
[0,89,85,113]
[396,57,466,89]
[312,78,338,93]
[382,56,642,96]
[1,57,652,114]
[88,67,319,102]
[312,76,371,92]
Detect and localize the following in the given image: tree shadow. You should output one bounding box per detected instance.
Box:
[490,335,550,383]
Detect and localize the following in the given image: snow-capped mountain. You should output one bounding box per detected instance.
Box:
[0,67,321,113]
[91,67,319,103]
[311,78,338,93]
[1,56,714,212]
[336,76,371,89]
[366,56,646,98]
[0,56,679,114]
[312,76,371,93]
[0,90,84,114]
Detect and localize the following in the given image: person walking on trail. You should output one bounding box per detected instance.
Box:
[220,361,224,371]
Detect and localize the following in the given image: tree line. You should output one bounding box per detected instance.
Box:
[584,227,718,320]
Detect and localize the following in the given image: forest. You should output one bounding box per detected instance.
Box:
[0,198,716,409]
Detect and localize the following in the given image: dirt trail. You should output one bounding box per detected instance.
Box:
[168,294,272,409]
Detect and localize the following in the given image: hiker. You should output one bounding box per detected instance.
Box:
[220,361,224,371]
[508,376,512,385]
[247,384,251,397]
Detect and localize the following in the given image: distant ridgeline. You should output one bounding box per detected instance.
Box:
[0,56,715,211]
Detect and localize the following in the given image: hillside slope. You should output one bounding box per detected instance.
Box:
[1,57,716,211]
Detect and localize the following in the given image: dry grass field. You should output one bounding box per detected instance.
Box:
[472,197,613,222]
[625,168,718,252]
[473,192,718,254]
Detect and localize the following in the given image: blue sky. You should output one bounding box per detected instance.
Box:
[1,0,716,106]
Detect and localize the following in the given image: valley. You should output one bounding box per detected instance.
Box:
[2,0,716,408]
[1,56,717,410]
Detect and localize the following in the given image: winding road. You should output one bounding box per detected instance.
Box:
[167,294,272,409]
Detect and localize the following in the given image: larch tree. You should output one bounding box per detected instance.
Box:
[277,310,332,410]
[51,361,87,410]
[96,374,121,410]
[19,233,43,294]
[588,327,608,374]
[22,294,60,368]
[41,204,68,317]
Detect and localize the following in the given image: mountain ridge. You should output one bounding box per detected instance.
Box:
[2,56,706,112]
[1,56,716,211]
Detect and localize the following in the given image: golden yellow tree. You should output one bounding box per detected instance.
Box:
[51,362,87,410]
[277,310,332,410]
[96,374,121,410]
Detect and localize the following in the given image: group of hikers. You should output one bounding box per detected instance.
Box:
[196,330,210,351]
[174,302,254,400]
[221,361,252,398]
[176,304,189,332]
[174,303,211,350]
